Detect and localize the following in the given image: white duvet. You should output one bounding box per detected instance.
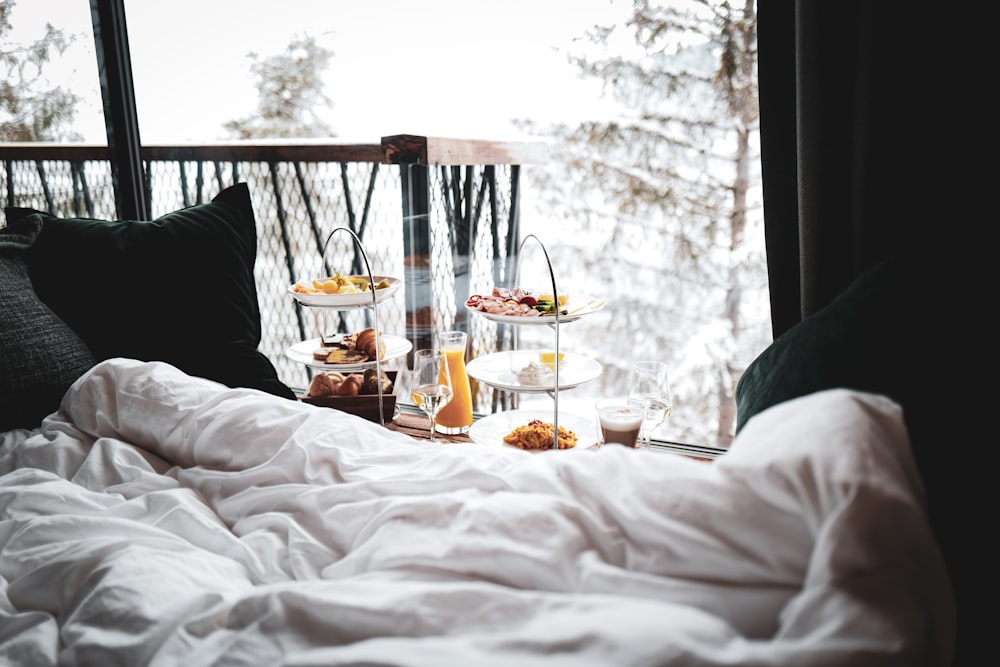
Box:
[0,358,954,666]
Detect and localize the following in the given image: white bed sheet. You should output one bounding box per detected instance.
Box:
[0,358,954,666]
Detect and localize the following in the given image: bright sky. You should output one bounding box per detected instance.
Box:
[9,0,628,143]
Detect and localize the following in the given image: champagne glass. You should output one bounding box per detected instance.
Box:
[410,348,454,443]
[627,361,672,449]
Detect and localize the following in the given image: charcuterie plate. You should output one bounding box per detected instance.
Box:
[465,294,605,325]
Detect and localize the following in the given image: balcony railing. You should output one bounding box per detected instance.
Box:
[1,135,550,414]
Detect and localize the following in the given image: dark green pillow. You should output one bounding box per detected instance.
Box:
[0,216,97,430]
[6,183,295,401]
[735,249,945,437]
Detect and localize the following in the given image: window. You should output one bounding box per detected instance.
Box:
[2,0,768,450]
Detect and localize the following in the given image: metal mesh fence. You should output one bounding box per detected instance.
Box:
[3,151,520,413]
[3,159,117,218]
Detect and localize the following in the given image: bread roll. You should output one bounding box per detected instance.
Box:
[307,371,343,397]
[336,374,363,396]
[361,368,393,395]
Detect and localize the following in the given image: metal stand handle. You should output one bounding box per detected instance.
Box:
[320,227,387,426]
[513,233,561,450]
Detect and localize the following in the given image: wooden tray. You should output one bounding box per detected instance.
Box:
[300,371,397,423]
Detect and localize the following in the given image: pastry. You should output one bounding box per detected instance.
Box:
[307,371,344,397]
[322,349,369,365]
[361,368,393,395]
[354,327,386,360]
[336,374,363,396]
[307,370,393,398]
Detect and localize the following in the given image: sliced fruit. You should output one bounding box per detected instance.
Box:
[314,279,341,293]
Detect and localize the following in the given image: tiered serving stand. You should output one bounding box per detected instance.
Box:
[464,234,605,450]
[285,228,410,426]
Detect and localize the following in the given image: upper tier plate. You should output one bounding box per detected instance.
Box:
[286,335,411,371]
[465,294,605,325]
[288,276,401,308]
[466,351,602,393]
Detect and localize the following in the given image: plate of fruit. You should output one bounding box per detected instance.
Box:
[289,272,400,308]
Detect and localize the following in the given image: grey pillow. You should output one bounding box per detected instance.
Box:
[0,216,97,430]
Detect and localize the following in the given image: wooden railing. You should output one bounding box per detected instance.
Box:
[1,135,549,411]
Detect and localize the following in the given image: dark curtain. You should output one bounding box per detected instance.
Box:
[758,1,987,333]
[756,3,990,664]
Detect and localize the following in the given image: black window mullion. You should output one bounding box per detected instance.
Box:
[90,0,148,220]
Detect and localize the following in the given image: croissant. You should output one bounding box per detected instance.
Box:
[354,327,386,360]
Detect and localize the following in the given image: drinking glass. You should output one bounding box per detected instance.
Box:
[595,397,644,448]
[410,349,454,443]
[627,361,672,449]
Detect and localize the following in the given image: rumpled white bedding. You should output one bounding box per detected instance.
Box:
[0,358,954,666]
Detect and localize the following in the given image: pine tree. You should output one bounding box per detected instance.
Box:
[0,0,81,141]
[224,34,335,139]
[519,0,766,446]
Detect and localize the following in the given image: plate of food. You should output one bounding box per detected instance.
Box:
[286,328,411,371]
[468,409,599,451]
[288,274,401,308]
[464,288,604,325]
[466,350,602,393]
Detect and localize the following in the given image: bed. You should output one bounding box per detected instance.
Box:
[0,358,955,665]
[0,185,956,665]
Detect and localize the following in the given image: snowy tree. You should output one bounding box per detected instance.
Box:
[518,0,768,447]
[225,34,335,139]
[0,0,81,141]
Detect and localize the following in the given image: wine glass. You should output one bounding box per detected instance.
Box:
[410,348,454,443]
[627,361,672,449]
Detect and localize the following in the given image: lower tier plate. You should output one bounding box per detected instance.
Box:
[468,409,599,451]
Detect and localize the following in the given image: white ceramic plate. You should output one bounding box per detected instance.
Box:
[466,351,602,393]
[468,409,599,451]
[286,335,412,371]
[465,294,605,325]
[288,276,401,308]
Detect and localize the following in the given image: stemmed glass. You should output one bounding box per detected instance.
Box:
[410,348,454,443]
[627,361,672,449]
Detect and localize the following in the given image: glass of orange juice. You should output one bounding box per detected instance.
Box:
[435,330,474,434]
